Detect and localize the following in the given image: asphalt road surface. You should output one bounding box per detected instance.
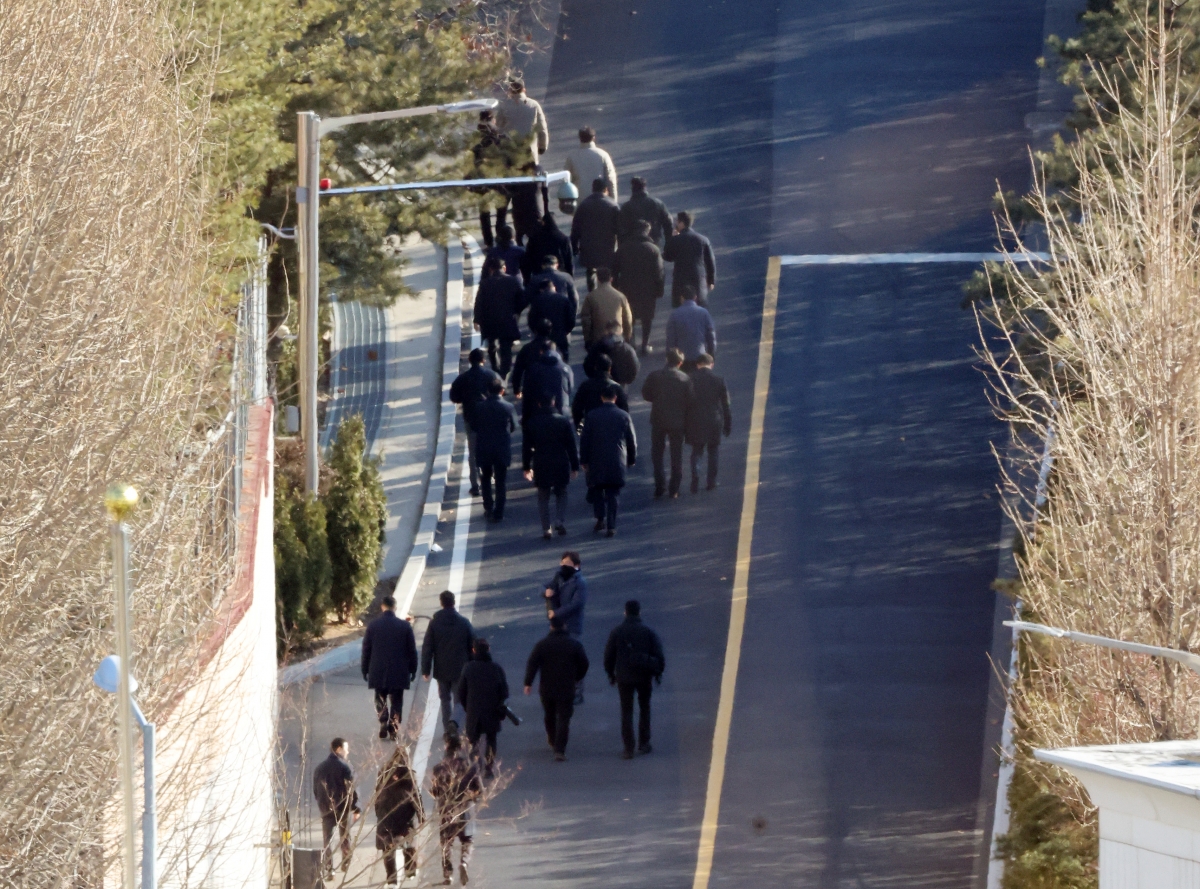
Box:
[456,2,1048,887]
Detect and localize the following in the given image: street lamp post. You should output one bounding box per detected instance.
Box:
[294,98,496,494]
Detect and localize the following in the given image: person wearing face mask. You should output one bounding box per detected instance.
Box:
[542,551,588,704]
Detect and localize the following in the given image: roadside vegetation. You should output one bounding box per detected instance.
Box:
[974,5,1200,886]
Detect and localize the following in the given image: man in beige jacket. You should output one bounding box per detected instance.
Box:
[497,79,549,163]
[565,127,618,202]
[580,268,633,350]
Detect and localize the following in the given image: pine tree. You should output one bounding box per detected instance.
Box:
[325,414,387,620]
[274,474,333,654]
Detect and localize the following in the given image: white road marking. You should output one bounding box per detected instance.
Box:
[778,252,1048,265]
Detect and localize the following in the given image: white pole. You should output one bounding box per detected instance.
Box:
[106,485,138,889]
[140,716,156,889]
[296,112,321,494]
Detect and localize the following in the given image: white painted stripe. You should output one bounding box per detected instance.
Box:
[778,252,1048,265]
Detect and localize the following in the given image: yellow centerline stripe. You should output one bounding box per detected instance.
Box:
[692,255,782,889]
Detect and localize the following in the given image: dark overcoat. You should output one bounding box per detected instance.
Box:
[362,611,418,691]
[579,402,637,487]
[612,233,665,320]
[571,192,621,269]
[420,606,475,685]
[523,629,590,701]
[456,655,510,737]
[686,366,733,444]
[522,411,580,489]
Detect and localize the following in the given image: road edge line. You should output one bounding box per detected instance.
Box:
[692,255,781,889]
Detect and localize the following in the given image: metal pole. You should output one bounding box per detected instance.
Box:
[141,719,156,889]
[296,111,321,494]
[110,520,137,889]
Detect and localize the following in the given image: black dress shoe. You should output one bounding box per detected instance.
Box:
[606,528,615,538]
[690,477,700,494]
[379,725,390,740]
[594,518,605,532]
[469,486,480,496]
[653,488,664,498]
[621,749,635,760]
[543,529,553,540]
[638,744,653,755]
[556,524,568,536]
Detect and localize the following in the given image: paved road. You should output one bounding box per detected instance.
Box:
[442,2,1049,887]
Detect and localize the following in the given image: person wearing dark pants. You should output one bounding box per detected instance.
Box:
[362,596,418,739]
[524,616,589,761]
[374,745,421,885]
[686,353,732,492]
[604,600,666,758]
[470,379,517,521]
[641,348,693,498]
[579,384,637,536]
[449,349,501,497]
[313,738,360,879]
[523,404,579,538]
[429,733,482,886]
[473,256,524,379]
[421,590,475,733]
[457,637,510,775]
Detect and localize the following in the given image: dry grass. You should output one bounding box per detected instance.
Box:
[0,0,245,884]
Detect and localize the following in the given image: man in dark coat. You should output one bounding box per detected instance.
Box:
[613,219,665,355]
[421,590,475,732]
[663,210,717,307]
[522,405,579,538]
[641,348,694,498]
[603,599,665,758]
[525,253,578,317]
[511,318,554,401]
[456,636,510,772]
[521,339,574,423]
[618,176,673,247]
[509,162,545,245]
[526,275,576,361]
[572,353,629,435]
[471,379,517,521]
[582,322,639,386]
[570,178,620,292]
[374,745,422,884]
[362,596,419,739]
[521,212,573,279]
[429,733,482,885]
[523,615,590,760]
[472,110,513,250]
[486,223,525,279]
[473,256,523,378]
[542,551,588,639]
[686,353,733,492]
[579,386,637,536]
[449,349,501,496]
[314,737,361,879]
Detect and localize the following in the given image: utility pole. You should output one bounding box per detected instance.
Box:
[295,112,321,494]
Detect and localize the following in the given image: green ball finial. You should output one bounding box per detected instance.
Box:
[104,483,138,522]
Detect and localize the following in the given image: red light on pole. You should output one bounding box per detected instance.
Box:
[319,178,331,190]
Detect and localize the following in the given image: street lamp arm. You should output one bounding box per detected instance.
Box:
[321,170,571,197]
[318,98,497,136]
[1005,620,1200,676]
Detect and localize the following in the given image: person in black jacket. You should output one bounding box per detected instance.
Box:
[456,637,510,773]
[521,211,573,279]
[662,210,716,307]
[449,349,501,497]
[613,218,665,355]
[604,600,665,758]
[471,379,517,521]
[429,733,482,886]
[525,254,579,317]
[473,256,523,378]
[313,738,361,879]
[362,596,419,739]
[523,616,590,761]
[686,353,733,492]
[521,339,574,424]
[522,404,579,538]
[618,176,673,246]
[374,745,422,884]
[526,275,576,362]
[570,178,620,292]
[511,318,554,401]
[572,353,630,435]
[582,322,639,386]
[421,590,475,732]
[579,385,637,536]
[641,348,694,498]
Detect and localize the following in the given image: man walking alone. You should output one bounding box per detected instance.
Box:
[421,590,475,733]
[362,596,418,739]
[604,600,665,758]
[524,616,590,761]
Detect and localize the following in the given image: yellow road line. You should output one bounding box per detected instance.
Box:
[692,255,782,889]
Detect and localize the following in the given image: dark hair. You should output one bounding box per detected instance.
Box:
[534,318,554,337]
[549,615,565,630]
[473,637,490,655]
[676,210,692,228]
[508,78,525,92]
[625,599,641,617]
[331,737,347,752]
[469,348,486,366]
[679,284,698,301]
[697,352,715,367]
[489,377,505,395]
[592,177,607,194]
[539,277,555,291]
[635,219,652,234]
[666,348,684,368]
[601,383,620,401]
[497,224,514,242]
[593,353,613,374]
[596,267,612,283]
[482,255,502,276]
[542,254,558,267]
[630,176,646,192]
[439,590,455,608]
[562,550,581,566]
[542,211,556,226]
[478,109,494,122]
[579,126,596,142]
[381,595,397,610]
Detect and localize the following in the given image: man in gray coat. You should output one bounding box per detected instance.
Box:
[421,590,475,732]
[641,348,693,499]
[571,178,621,292]
[579,385,637,536]
[496,79,549,163]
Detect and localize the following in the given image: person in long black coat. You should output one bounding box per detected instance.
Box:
[362,596,419,739]
[686,353,733,492]
[521,212,573,279]
[618,177,673,246]
[663,210,716,307]
[521,341,574,423]
[582,326,639,386]
[526,276,576,361]
[449,349,501,496]
[421,590,475,732]
[612,219,665,353]
[642,349,694,498]
[603,599,666,758]
[523,408,579,538]
[473,257,524,378]
[471,379,517,521]
[523,616,590,760]
[579,386,637,536]
[570,179,620,292]
[374,745,423,884]
[572,353,629,435]
[511,319,554,400]
[456,637,510,771]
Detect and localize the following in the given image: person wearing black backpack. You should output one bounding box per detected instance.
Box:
[603,600,665,758]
